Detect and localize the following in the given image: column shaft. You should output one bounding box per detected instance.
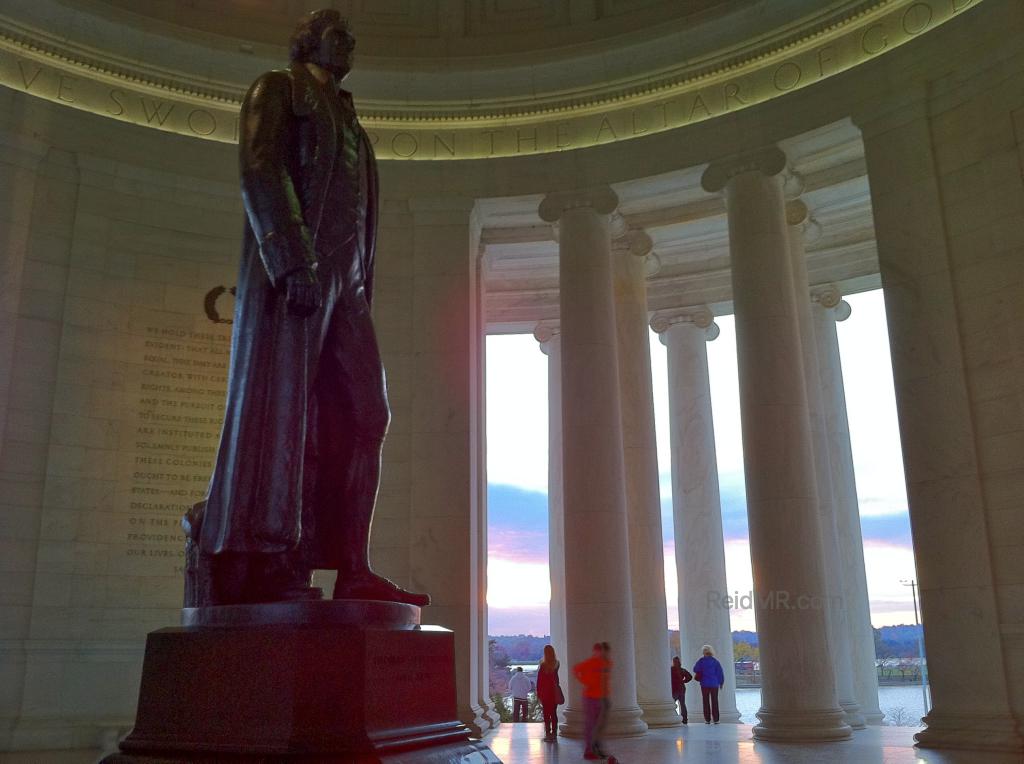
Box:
[612,237,678,728]
[657,314,741,723]
[786,205,864,730]
[536,327,568,723]
[703,151,850,742]
[540,189,646,737]
[811,295,884,725]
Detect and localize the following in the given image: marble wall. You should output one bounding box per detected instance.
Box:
[855,3,1024,749]
[0,94,239,750]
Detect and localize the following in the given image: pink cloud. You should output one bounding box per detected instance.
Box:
[488,605,550,637]
[488,528,549,564]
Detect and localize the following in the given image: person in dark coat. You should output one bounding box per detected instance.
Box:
[693,644,726,724]
[670,656,693,723]
[183,9,427,608]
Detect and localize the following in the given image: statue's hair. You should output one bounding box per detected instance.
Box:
[289,9,349,63]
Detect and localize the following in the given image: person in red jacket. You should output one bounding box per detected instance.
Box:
[536,645,563,742]
[573,642,611,760]
[670,656,693,723]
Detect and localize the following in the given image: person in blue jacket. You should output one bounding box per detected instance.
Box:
[693,644,725,724]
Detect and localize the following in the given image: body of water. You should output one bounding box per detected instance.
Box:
[733,685,927,726]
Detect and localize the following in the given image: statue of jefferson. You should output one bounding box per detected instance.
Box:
[184,9,428,609]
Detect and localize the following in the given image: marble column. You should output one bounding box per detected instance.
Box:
[611,232,679,728]
[534,322,568,716]
[810,286,884,725]
[403,198,495,735]
[786,201,864,730]
[701,148,850,742]
[651,307,741,724]
[539,188,646,738]
[859,108,1022,753]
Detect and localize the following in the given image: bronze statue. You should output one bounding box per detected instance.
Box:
[183,9,428,609]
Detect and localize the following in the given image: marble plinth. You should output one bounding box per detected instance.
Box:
[181,598,422,628]
[104,600,500,763]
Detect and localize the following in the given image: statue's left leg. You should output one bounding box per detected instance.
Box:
[315,291,429,607]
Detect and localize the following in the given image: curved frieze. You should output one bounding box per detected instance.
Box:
[0,0,981,159]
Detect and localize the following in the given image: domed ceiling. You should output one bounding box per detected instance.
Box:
[0,0,977,157]
[83,0,737,59]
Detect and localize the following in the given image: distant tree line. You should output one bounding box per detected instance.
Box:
[872,625,924,659]
[487,624,924,669]
[489,634,551,662]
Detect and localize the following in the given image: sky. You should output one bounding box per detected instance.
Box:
[485,289,920,637]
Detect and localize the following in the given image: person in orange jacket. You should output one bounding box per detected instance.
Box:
[573,642,611,760]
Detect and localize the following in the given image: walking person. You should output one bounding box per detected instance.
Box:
[670,656,693,723]
[573,642,611,760]
[508,666,533,722]
[536,645,563,742]
[693,644,726,724]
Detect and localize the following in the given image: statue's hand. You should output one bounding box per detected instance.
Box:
[284,267,321,317]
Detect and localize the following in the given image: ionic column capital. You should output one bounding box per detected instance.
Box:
[786,199,824,243]
[624,229,654,258]
[786,199,810,226]
[538,186,619,222]
[612,229,660,276]
[650,307,720,343]
[811,286,851,321]
[533,321,561,354]
[783,169,806,200]
[609,211,629,239]
[811,284,852,321]
[700,147,787,193]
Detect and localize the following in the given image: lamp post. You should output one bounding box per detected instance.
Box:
[900,579,929,714]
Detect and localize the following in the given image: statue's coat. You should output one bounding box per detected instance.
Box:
[198,63,379,562]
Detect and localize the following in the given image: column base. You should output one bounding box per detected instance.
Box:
[463,702,497,737]
[559,705,648,738]
[716,710,743,724]
[752,707,852,742]
[861,709,886,726]
[840,701,867,730]
[638,700,682,728]
[685,694,742,723]
[915,711,1024,753]
[472,699,502,734]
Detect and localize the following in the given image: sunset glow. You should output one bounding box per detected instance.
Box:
[486,290,919,638]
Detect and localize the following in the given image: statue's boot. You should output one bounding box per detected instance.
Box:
[330,439,430,607]
[333,571,430,607]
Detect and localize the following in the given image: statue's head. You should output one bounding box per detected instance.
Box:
[290,9,355,80]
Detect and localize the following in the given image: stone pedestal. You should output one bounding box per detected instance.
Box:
[104,601,500,763]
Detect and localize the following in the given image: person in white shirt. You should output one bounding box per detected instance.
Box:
[508,667,534,722]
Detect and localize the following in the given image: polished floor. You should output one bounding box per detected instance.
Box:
[483,721,1022,763]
